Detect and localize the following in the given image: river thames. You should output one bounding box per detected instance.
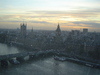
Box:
[0,43,100,75]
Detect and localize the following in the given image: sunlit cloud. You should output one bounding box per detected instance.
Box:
[0,0,100,31]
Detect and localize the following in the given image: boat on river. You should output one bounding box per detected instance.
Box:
[54,56,66,61]
[9,59,20,65]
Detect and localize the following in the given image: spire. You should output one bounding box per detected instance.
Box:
[22,20,27,26]
[56,23,61,32]
[31,27,33,33]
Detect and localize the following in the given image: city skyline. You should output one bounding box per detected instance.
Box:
[0,0,100,32]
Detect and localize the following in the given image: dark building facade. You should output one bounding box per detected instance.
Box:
[20,23,27,37]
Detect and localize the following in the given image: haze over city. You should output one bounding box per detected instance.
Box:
[0,0,100,74]
[0,0,100,32]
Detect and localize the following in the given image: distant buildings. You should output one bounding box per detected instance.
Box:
[83,28,88,33]
[2,22,100,59]
[56,23,61,36]
[54,23,64,49]
[20,23,27,37]
[71,30,80,36]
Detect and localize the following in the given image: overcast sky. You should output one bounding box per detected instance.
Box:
[0,0,100,32]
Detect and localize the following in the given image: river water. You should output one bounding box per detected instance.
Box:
[0,43,25,55]
[0,43,100,75]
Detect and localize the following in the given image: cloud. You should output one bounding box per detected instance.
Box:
[29,21,51,24]
[72,21,100,28]
[28,9,100,18]
[0,8,100,31]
